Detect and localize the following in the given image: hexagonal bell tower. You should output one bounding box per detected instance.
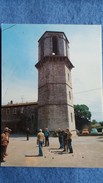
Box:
[35,31,76,134]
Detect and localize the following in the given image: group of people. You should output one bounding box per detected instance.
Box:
[57,128,73,153]
[37,127,73,157]
[0,127,12,162]
[0,126,73,161]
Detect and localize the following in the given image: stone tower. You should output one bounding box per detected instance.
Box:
[35,31,76,134]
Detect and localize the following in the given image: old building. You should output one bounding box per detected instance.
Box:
[2,31,76,135]
[1,101,38,134]
[35,31,76,134]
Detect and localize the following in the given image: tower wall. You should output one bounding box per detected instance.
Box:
[36,31,76,134]
[38,32,69,61]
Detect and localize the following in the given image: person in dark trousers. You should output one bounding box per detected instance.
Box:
[44,128,50,146]
[26,128,30,141]
[58,128,63,149]
[66,128,73,153]
[37,129,45,156]
[63,130,68,152]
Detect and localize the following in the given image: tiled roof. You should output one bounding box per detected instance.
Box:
[2,102,38,108]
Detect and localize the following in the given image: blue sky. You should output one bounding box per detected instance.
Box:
[2,24,103,122]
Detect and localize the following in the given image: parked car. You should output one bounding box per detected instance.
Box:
[82,129,89,135]
[91,128,98,134]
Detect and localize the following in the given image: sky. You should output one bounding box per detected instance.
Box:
[1,24,103,122]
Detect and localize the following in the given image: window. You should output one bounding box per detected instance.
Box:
[69,91,71,100]
[40,40,44,59]
[13,108,17,114]
[71,113,73,122]
[52,36,58,55]
[66,41,69,57]
[21,107,24,113]
[6,108,10,114]
[68,73,69,81]
[32,115,34,121]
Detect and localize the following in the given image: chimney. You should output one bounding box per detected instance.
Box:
[10,100,13,104]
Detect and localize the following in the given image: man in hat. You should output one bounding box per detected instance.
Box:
[0,127,11,162]
[37,129,45,156]
[4,127,12,156]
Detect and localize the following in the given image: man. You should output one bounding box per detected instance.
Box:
[62,129,68,152]
[1,127,11,162]
[4,127,12,156]
[58,128,63,149]
[66,128,73,153]
[44,128,49,146]
[26,128,30,141]
[37,129,45,156]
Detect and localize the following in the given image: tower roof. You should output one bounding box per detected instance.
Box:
[38,31,69,43]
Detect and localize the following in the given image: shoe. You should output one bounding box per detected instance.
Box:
[0,159,6,162]
[39,154,43,156]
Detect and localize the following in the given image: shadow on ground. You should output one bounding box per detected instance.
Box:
[25,155,40,157]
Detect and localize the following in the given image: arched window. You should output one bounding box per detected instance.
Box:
[52,36,58,55]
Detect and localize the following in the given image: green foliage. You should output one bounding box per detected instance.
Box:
[74,104,91,120]
[91,123,101,128]
[99,121,103,126]
[91,119,98,125]
[74,104,92,131]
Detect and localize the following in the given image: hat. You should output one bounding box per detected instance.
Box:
[39,129,42,132]
[4,127,9,132]
[4,127,12,132]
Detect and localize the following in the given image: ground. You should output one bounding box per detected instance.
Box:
[1,135,103,167]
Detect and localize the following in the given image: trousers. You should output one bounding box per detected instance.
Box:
[38,141,44,156]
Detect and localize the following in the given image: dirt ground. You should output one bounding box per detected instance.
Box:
[1,135,103,168]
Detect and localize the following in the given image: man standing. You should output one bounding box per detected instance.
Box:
[63,130,68,152]
[4,127,12,156]
[66,128,73,153]
[26,128,30,141]
[37,129,45,156]
[58,128,63,149]
[1,127,10,162]
[44,128,49,146]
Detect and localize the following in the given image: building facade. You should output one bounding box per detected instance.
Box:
[1,101,38,134]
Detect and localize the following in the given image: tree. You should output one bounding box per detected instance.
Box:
[99,121,103,126]
[74,104,92,131]
[91,119,97,125]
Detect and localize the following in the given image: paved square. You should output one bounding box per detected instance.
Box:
[1,135,103,167]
